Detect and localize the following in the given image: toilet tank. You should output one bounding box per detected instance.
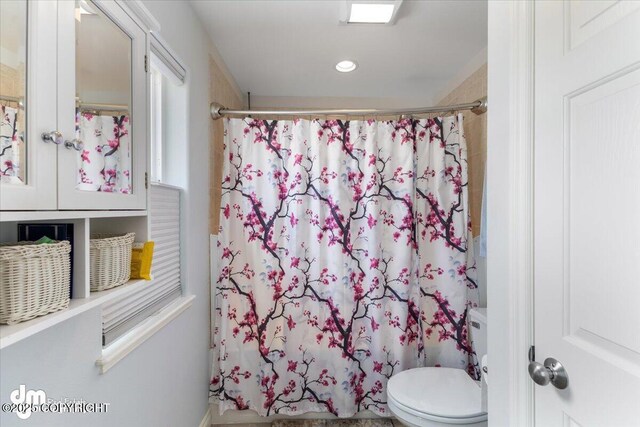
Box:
[468,308,487,360]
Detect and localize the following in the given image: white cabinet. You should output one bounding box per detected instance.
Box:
[0,0,147,211]
[0,0,160,353]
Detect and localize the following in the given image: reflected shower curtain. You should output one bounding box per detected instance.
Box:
[76,111,132,194]
[211,115,479,416]
[0,105,22,183]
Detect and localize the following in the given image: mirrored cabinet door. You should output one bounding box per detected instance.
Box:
[57,0,147,210]
[0,1,58,210]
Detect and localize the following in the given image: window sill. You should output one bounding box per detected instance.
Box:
[0,279,151,350]
[96,294,195,374]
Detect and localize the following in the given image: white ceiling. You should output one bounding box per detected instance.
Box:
[190,0,487,103]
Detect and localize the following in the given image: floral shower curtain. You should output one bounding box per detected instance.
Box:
[211,115,479,417]
[0,105,22,183]
[76,111,132,194]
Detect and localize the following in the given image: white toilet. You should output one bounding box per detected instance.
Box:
[387,308,488,427]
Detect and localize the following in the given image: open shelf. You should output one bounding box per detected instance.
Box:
[0,279,152,349]
[0,210,147,222]
[1,212,151,349]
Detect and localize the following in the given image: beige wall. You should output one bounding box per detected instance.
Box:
[252,95,436,110]
[0,63,22,98]
[438,64,487,236]
[209,55,243,234]
[1,62,26,183]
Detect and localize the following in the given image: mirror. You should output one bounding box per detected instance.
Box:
[75,0,133,194]
[0,0,27,185]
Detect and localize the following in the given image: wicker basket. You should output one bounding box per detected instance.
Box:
[0,241,71,325]
[90,233,135,292]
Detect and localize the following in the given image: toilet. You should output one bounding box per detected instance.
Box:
[387,308,488,427]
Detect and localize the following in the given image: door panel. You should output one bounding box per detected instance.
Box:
[534,1,640,426]
[57,0,147,210]
[0,1,57,210]
[566,67,640,358]
[566,0,640,51]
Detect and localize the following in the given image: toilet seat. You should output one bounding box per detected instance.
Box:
[387,367,487,424]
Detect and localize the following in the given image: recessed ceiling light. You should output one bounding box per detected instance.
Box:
[348,3,396,23]
[335,60,358,73]
[78,0,96,15]
[75,0,96,21]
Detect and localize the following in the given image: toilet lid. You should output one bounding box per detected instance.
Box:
[387,367,485,419]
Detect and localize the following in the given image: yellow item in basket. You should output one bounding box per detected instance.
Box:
[130,241,154,280]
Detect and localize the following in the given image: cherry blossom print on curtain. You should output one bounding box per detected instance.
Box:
[0,105,23,183]
[211,115,479,417]
[76,111,132,193]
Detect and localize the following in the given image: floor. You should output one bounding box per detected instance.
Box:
[215,420,401,427]
[272,420,395,427]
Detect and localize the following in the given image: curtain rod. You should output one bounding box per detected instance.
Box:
[78,103,128,112]
[76,97,128,113]
[210,97,487,120]
[0,95,24,109]
[0,95,128,113]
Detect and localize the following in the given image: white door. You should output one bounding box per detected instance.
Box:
[534,1,640,426]
[56,0,147,210]
[0,1,58,210]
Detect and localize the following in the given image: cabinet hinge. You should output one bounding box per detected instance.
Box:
[144,54,148,73]
[145,172,149,189]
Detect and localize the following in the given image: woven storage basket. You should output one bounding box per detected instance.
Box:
[0,241,71,325]
[90,233,135,292]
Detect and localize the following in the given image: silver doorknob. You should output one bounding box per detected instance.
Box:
[41,131,64,145]
[528,357,568,389]
[64,139,84,151]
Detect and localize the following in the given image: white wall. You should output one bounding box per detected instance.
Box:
[0,2,222,426]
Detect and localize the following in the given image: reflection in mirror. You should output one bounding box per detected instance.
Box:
[0,0,27,185]
[75,0,132,194]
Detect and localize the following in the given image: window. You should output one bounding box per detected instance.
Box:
[150,66,163,182]
[100,33,187,349]
[102,184,182,346]
[149,32,186,184]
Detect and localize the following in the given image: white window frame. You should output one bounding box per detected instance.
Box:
[97,33,190,373]
[150,66,163,183]
[148,31,186,184]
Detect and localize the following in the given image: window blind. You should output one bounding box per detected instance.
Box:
[102,184,182,346]
[150,32,186,85]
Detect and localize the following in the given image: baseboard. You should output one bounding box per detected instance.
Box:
[199,406,212,427]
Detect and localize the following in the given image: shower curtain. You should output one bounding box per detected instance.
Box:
[76,111,132,194]
[0,105,22,183]
[211,115,479,417]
